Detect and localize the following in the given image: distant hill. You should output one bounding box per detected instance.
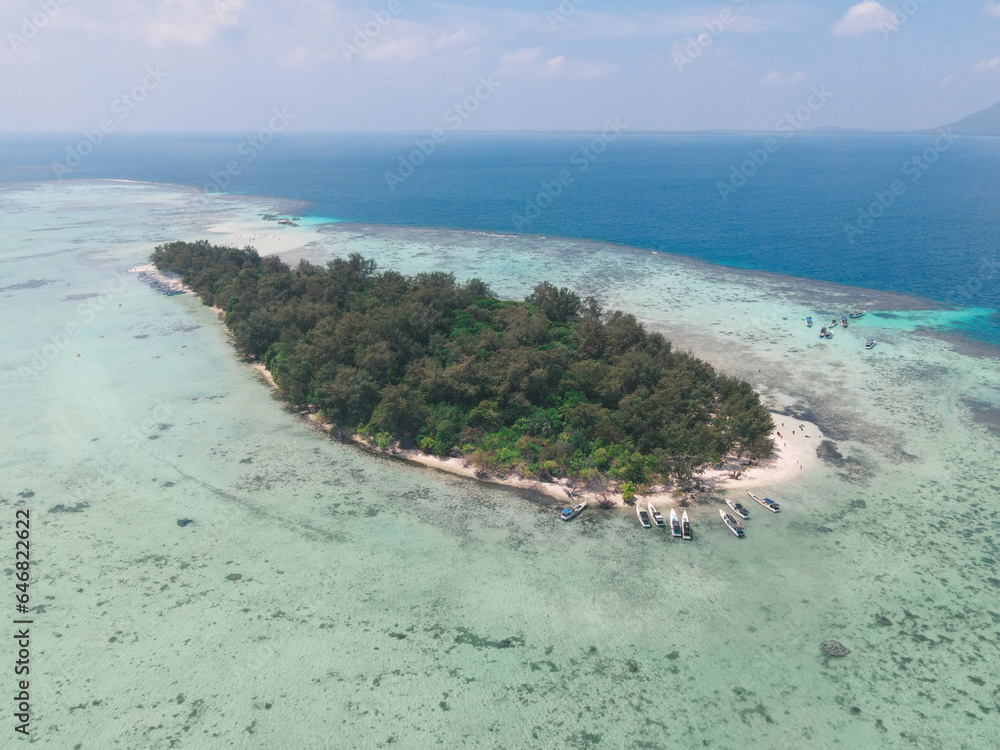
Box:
[936,100,1000,136]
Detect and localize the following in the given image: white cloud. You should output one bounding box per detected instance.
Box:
[831,1,898,36]
[139,0,236,48]
[973,57,1000,73]
[364,36,429,63]
[498,47,616,80]
[762,69,807,86]
[985,1,1000,18]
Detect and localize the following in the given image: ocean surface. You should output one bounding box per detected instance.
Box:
[1,143,999,748]
[1,133,998,345]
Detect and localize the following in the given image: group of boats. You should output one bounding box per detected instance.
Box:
[562,490,781,542]
[635,502,693,540]
[807,310,875,349]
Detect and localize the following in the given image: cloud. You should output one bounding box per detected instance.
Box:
[831,1,898,36]
[498,47,616,79]
[985,1,1000,18]
[139,0,237,48]
[762,69,807,86]
[973,57,1000,73]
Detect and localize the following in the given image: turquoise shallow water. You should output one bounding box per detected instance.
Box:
[2,181,1000,748]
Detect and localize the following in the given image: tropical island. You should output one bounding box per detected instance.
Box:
[150,241,776,502]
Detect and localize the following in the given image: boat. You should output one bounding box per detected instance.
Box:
[648,502,665,527]
[806,317,813,327]
[725,498,750,519]
[865,338,876,350]
[670,508,682,537]
[831,318,839,328]
[841,316,848,328]
[681,511,692,540]
[560,500,587,521]
[819,326,827,338]
[825,330,833,339]
[849,309,866,319]
[747,491,780,513]
[720,509,745,537]
[636,502,651,529]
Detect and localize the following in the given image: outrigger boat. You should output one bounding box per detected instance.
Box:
[560,500,587,521]
[865,338,876,350]
[719,509,745,537]
[636,502,651,528]
[849,309,866,319]
[806,317,813,327]
[648,502,665,527]
[725,498,750,519]
[747,491,780,513]
[841,316,848,328]
[681,511,692,540]
[669,508,682,537]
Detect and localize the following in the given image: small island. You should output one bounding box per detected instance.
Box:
[151,241,776,503]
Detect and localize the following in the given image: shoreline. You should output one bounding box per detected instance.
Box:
[134,260,821,511]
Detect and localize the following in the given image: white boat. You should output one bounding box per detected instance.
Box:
[849,309,866,319]
[747,491,780,513]
[670,508,682,537]
[865,338,876,350]
[725,498,750,519]
[720,509,745,537]
[681,511,692,540]
[560,500,587,521]
[636,502,651,528]
[648,502,665,527]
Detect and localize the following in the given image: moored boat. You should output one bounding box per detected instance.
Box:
[865,338,876,350]
[560,500,587,521]
[819,326,827,338]
[670,508,681,537]
[681,511,692,540]
[725,498,750,519]
[648,502,665,527]
[831,318,839,328]
[849,309,866,319]
[636,502,651,528]
[806,317,813,327]
[719,509,745,537]
[841,316,848,328]
[825,330,833,339]
[747,491,780,513]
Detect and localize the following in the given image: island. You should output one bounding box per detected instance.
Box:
[150,241,776,503]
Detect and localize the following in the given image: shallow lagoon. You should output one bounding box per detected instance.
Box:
[2,181,999,748]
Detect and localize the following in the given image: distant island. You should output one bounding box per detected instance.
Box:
[151,241,775,498]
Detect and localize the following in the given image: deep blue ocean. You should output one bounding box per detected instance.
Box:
[2,133,997,343]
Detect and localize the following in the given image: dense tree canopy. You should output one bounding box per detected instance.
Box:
[152,241,774,487]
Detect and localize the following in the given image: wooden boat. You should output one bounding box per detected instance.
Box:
[806,317,813,327]
[636,502,651,528]
[849,309,866,319]
[725,498,750,519]
[720,509,745,537]
[648,502,665,527]
[681,511,692,540]
[865,338,876,350]
[819,326,827,338]
[831,318,839,328]
[841,316,848,328]
[747,491,780,513]
[670,508,682,537]
[560,500,587,521]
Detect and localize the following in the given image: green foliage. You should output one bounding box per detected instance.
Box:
[151,243,774,488]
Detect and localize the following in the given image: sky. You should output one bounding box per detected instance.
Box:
[1,0,999,133]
